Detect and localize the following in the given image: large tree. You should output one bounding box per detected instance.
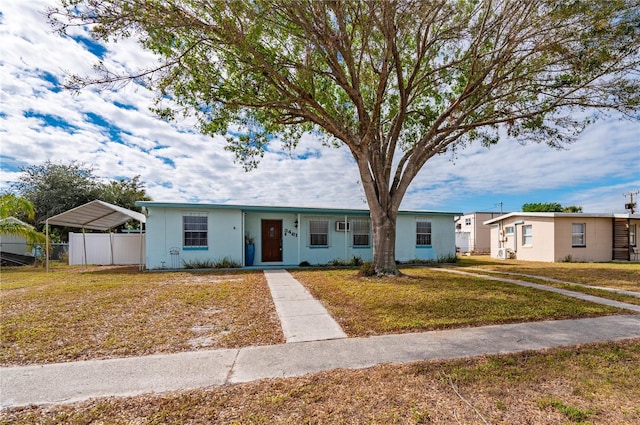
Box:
[12,161,150,237]
[50,0,640,275]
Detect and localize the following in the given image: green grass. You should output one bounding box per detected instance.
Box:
[290,268,626,337]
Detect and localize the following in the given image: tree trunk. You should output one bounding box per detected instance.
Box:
[370,205,400,276]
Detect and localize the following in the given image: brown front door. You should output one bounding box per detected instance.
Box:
[261,220,282,262]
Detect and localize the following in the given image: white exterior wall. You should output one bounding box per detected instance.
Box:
[143,205,458,269]
[144,207,243,269]
[0,234,29,255]
[68,233,145,265]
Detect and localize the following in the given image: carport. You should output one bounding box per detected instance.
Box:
[45,200,146,271]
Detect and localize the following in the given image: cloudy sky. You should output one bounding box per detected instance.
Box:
[1,1,639,215]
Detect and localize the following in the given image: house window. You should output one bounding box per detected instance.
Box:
[631,224,637,246]
[522,224,533,246]
[351,219,370,247]
[416,220,432,246]
[465,218,472,226]
[505,226,514,235]
[309,219,329,246]
[183,213,208,248]
[572,223,586,247]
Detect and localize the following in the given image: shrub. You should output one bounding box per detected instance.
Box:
[358,261,375,277]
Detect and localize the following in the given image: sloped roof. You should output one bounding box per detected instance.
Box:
[45,200,145,231]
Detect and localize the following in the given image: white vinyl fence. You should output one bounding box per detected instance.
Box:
[68,232,145,266]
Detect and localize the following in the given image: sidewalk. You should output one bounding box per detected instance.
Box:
[2,314,640,409]
[2,269,640,410]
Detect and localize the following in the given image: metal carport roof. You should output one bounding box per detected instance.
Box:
[45,200,145,231]
[45,200,146,271]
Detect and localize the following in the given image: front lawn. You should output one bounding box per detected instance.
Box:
[290,268,627,337]
[0,265,284,366]
[456,256,640,291]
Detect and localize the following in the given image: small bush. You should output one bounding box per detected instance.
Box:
[350,256,363,266]
[182,259,216,269]
[299,261,311,267]
[213,257,242,268]
[358,261,375,277]
[182,257,241,269]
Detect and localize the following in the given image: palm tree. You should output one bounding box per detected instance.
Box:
[0,194,46,246]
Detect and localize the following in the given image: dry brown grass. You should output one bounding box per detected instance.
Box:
[456,256,640,291]
[2,339,639,424]
[290,268,627,337]
[0,265,284,366]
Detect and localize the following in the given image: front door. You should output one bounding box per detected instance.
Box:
[261,220,282,262]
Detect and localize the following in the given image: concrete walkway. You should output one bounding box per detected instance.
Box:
[2,269,640,410]
[264,269,347,343]
[2,314,640,409]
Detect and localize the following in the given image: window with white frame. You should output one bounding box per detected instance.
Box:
[505,226,515,235]
[309,219,329,246]
[416,220,432,246]
[522,224,533,246]
[572,223,586,247]
[465,218,472,226]
[183,213,208,248]
[351,219,370,247]
[630,224,637,246]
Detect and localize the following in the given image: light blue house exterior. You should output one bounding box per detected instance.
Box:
[136,202,460,269]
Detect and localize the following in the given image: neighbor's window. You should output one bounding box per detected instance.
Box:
[630,224,637,246]
[465,218,472,226]
[183,213,208,247]
[522,225,533,246]
[416,220,432,246]
[309,219,329,246]
[572,223,586,247]
[351,219,370,247]
[505,226,515,235]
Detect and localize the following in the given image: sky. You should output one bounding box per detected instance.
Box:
[1,1,639,215]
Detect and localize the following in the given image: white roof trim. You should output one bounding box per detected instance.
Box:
[484,212,640,225]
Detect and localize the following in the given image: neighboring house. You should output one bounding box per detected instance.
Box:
[484,212,640,262]
[455,212,505,254]
[0,217,34,255]
[136,202,461,269]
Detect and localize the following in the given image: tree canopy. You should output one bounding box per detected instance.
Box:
[11,161,151,238]
[49,0,640,274]
[522,203,583,213]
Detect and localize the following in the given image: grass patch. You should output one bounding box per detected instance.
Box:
[457,256,640,292]
[455,269,640,306]
[0,265,284,366]
[290,268,625,337]
[2,339,638,424]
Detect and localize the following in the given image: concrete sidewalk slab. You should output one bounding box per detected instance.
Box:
[2,314,639,409]
[228,314,640,383]
[0,349,238,409]
[264,269,347,343]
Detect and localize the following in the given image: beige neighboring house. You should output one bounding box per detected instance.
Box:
[484,212,640,262]
[455,212,504,254]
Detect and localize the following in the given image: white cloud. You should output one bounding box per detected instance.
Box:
[1,1,639,215]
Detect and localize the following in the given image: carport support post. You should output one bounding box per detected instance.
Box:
[82,227,87,269]
[45,219,49,272]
